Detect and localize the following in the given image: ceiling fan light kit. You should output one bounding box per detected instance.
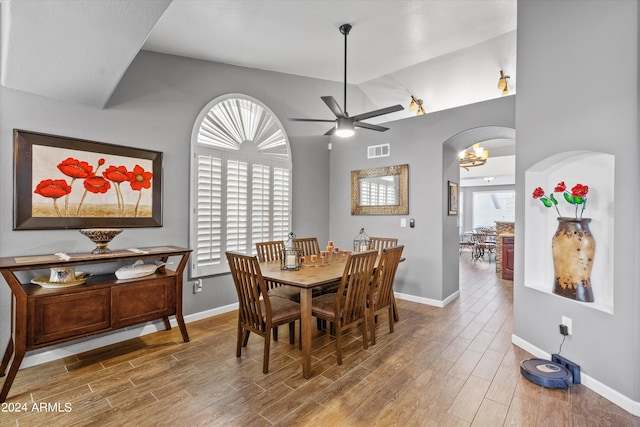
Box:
[289,23,403,137]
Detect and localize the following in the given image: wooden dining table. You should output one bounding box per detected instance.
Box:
[259,254,349,378]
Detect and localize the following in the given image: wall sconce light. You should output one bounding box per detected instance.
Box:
[459,143,489,171]
[498,70,510,96]
[409,95,425,116]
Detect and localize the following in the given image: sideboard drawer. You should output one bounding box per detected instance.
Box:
[32,289,111,347]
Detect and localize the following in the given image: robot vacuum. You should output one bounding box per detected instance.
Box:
[520,358,573,389]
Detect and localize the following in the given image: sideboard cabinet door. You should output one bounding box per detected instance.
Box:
[32,289,111,347]
[111,278,175,328]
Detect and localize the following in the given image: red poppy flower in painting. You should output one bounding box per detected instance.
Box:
[127,165,153,191]
[127,165,153,216]
[83,176,111,194]
[103,165,129,216]
[103,165,129,183]
[34,179,72,217]
[57,158,94,179]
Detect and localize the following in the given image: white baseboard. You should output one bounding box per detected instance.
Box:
[22,292,461,368]
[395,290,460,308]
[512,334,640,416]
[21,302,239,369]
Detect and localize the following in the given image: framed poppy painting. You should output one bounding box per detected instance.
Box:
[14,129,163,230]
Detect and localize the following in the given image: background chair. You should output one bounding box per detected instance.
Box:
[255,240,284,264]
[369,237,398,252]
[294,237,320,257]
[368,245,404,345]
[226,251,301,373]
[311,250,378,365]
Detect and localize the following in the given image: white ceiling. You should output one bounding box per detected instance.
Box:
[1,0,516,113]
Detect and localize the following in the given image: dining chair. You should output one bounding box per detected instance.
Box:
[225,251,301,373]
[294,237,321,257]
[311,249,378,365]
[255,240,300,341]
[369,237,398,252]
[368,245,404,345]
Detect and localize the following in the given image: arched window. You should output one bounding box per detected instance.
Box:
[190,94,292,277]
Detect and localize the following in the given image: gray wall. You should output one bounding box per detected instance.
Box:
[515,0,640,400]
[328,96,515,302]
[0,51,346,357]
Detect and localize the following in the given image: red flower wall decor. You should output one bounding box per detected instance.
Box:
[14,130,162,230]
[532,181,589,219]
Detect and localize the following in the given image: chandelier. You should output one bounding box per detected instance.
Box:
[459,143,489,171]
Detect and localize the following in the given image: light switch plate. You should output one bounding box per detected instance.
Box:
[400,218,406,227]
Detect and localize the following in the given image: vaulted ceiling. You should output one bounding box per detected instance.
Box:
[1,0,516,118]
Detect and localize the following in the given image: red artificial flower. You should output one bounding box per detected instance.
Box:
[532,187,545,199]
[128,165,153,191]
[103,165,129,183]
[57,158,94,179]
[571,184,589,198]
[554,181,566,192]
[34,179,72,199]
[83,176,111,194]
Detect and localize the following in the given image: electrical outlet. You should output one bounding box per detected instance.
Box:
[561,316,572,335]
[193,279,203,294]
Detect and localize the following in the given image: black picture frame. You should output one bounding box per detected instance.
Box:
[14,129,163,230]
[448,180,459,216]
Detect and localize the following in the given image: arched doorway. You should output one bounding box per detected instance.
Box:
[442,126,515,296]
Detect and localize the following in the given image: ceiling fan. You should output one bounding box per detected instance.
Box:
[289,23,404,137]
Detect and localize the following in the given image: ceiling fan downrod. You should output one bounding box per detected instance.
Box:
[339,23,352,115]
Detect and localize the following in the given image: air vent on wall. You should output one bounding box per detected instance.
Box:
[367,143,390,159]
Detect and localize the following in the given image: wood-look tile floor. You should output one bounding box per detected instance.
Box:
[3,255,640,426]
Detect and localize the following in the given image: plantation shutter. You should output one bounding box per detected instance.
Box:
[273,166,290,240]
[226,159,248,254]
[192,151,223,277]
[251,164,271,253]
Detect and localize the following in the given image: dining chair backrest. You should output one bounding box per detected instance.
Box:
[255,240,284,262]
[336,250,379,326]
[369,237,399,252]
[368,245,404,345]
[294,237,320,257]
[371,245,404,311]
[226,251,271,333]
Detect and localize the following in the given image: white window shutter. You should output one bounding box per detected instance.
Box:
[193,152,223,277]
[251,164,271,253]
[226,159,248,254]
[273,167,290,240]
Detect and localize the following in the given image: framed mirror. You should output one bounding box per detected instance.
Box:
[351,164,409,215]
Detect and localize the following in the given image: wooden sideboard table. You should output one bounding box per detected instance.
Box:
[0,246,191,403]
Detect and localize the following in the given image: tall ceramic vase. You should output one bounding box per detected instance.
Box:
[551,217,595,302]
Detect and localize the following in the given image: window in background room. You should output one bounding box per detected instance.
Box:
[472,190,515,229]
[190,95,292,277]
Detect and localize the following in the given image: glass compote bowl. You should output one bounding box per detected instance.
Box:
[79,228,123,254]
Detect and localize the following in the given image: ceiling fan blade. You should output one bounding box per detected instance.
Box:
[324,126,337,136]
[288,118,336,122]
[351,104,404,122]
[321,96,347,118]
[354,122,389,132]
